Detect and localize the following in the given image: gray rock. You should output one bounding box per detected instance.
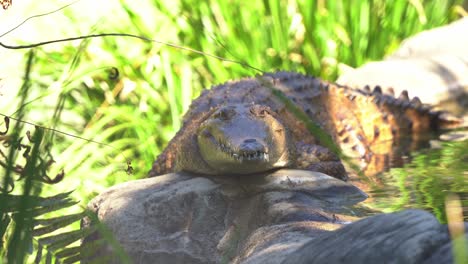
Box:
[337,56,468,106]
[282,210,453,264]
[83,170,467,263]
[423,223,468,264]
[390,17,468,59]
[83,170,366,263]
[337,18,468,114]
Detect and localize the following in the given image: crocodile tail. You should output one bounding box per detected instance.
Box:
[429,110,463,130]
[364,87,463,132]
[324,84,463,159]
[345,85,463,136]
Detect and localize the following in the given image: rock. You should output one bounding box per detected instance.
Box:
[423,223,468,264]
[337,18,468,114]
[389,17,468,59]
[82,170,467,263]
[82,170,367,263]
[281,210,456,264]
[337,56,468,107]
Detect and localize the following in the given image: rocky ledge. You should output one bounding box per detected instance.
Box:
[82,170,467,264]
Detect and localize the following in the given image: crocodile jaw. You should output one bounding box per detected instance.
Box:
[204,131,270,163]
[198,130,287,174]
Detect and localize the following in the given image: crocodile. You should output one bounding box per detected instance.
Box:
[148,71,460,180]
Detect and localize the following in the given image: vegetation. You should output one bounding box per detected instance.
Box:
[0,0,466,262]
[369,140,468,223]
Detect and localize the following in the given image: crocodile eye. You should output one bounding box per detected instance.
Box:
[252,106,270,117]
[214,108,232,120]
[201,130,211,138]
[259,109,269,116]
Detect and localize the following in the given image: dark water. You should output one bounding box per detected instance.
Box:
[363,137,468,223]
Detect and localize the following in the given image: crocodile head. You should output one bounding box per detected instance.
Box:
[196,104,294,174]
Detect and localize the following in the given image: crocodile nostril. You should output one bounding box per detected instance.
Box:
[239,138,266,156]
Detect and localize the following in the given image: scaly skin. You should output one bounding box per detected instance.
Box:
[148,72,460,180]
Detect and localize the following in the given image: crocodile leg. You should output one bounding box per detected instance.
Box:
[295,143,348,181]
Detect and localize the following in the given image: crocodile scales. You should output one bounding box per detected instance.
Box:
[148,71,460,180]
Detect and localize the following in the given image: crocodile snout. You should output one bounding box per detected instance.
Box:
[240,138,265,153]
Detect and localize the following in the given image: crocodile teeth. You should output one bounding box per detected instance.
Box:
[230,151,269,162]
[218,140,269,162]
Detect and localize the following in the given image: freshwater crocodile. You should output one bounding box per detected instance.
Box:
[148,71,460,180]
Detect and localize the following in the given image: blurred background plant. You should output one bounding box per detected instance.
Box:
[369,140,468,223]
[0,0,467,262]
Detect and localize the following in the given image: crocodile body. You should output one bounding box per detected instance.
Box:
[148,72,460,180]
